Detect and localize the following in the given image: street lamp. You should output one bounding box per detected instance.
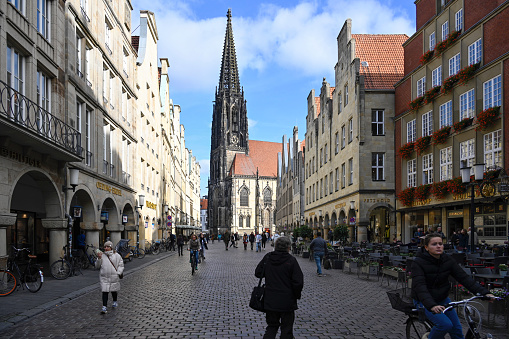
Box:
[460,163,485,253]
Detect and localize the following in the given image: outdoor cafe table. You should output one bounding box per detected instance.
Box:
[473,273,505,286]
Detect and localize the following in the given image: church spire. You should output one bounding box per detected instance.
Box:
[218,9,241,95]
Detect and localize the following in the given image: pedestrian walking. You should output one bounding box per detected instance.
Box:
[272,232,280,250]
[458,229,469,252]
[224,231,230,250]
[95,241,124,314]
[230,233,236,248]
[255,236,303,339]
[170,233,176,251]
[309,232,327,277]
[255,232,262,252]
[243,233,248,250]
[262,232,267,249]
[177,234,184,256]
[249,232,255,250]
[199,233,208,259]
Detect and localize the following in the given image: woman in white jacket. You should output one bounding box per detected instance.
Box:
[95,241,124,314]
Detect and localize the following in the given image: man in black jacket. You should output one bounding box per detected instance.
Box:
[255,236,303,339]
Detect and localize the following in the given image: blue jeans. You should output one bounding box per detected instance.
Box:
[414,298,463,339]
[256,242,261,252]
[190,250,199,266]
[314,252,324,274]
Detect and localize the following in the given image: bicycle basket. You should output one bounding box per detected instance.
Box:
[387,289,414,313]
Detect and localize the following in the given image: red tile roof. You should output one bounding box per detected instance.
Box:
[230,140,280,177]
[200,199,208,210]
[352,34,407,90]
[132,36,140,52]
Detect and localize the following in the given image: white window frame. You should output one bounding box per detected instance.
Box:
[468,39,482,65]
[36,70,51,135]
[429,32,435,50]
[455,9,463,32]
[344,85,349,106]
[407,119,416,143]
[348,118,353,143]
[483,75,501,109]
[324,176,328,196]
[371,153,384,181]
[439,146,452,181]
[85,47,91,83]
[341,126,346,148]
[8,0,25,15]
[439,101,452,128]
[407,159,416,188]
[341,163,346,188]
[422,111,433,137]
[417,76,426,97]
[7,46,26,121]
[37,0,50,40]
[442,21,449,41]
[349,158,354,184]
[372,109,384,136]
[460,138,475,175]
[422,153,434,185]
[335,168,339,191]
[484,130,502,169]
[432,66,442,88]
[335,132,339,154]
[459,89,475,120]
[449,53,461,76]
[85,109,91,166]
[329,171,333,194]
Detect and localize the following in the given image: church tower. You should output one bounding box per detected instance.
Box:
[208,9,248,233]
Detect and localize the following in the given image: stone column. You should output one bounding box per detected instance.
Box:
[106,223,124,248]
[41,218,68,264]
[81,221,101,248]
[0,213,16,257]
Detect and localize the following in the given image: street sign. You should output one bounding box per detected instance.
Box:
[167,222,172,226]
[168,215,172,220]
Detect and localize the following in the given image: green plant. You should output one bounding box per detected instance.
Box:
[475,106,500,131]
[499,264,508,271]
[453,118,473,133]
[345,257,361,263]
[456,62,480,86]
[431,126,451,145]
[333,224,349,244]
[490,288,509,299]
[398,187,415,207]
[435,30,461,56]
[399,142,415,159]
[414,136,431,155]
[298,225,313,240]
[441,74,458,94]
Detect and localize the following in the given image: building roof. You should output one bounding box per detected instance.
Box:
[200,199,208,210]
[132,35,140,52]
[352,34,407,90]
[230,140,280,177]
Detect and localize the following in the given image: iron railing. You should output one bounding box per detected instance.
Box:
[0,81,81,156]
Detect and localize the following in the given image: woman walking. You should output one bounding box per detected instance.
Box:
[95,241,124,314]
[177,234,184,256]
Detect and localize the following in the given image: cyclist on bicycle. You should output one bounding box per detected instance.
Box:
[411,233,495,339]
[188,234,201,270]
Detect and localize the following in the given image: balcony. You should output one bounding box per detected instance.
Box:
[0,81,82,162]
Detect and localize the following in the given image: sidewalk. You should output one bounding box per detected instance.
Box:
[0,250,177,331]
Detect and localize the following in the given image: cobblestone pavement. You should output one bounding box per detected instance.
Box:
[1,243,508,338]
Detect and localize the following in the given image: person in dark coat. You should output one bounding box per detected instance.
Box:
[411,233,494,339]
[249,232,255,250]
[223,231,230,250]
[176,235,184,256]
[255,236,303,339]
[457,228,469,252]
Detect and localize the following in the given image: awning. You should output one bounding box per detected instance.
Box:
[175,225,201,230]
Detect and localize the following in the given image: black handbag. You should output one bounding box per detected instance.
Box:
[249,257,267,312]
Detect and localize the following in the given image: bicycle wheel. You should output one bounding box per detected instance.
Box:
[406,318,431,339]
[0,270,16,296]
[153,245,160,255]
[50,259,71,280]
[24,265,43,292]
[191,254,195,275]
[80,255,90,269]
[137,248,145,259]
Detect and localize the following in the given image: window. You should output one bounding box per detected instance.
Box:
[422,111,433,136]
[422,153,434,185]
[341,163,346,188]
[8,0,25,14]
[105,20,112,54]
[321,115,325,134]
[483,75,501,109]
[324,176,328,196]
[85,109,92,166]
[468,39,482,65]
[36,70,51,134]
[439,101,452,128]
[338,92,342,113]
[324,144,328,164]
[320,179,323,198]
[103,65,108,99]
[76,35,83,76]
[429,32,435,50]
[372,109,384,135]
[85,47,92,84]
[407,119,416,143]
[344,84,348,106]
[6,46,25,121]
[372,153,384,181]
[246,215,250,228]
[440,147,452,181]
[123,47,129,76]
[103,123,109,173]
[76,101,82,134]
[37,0,50,40]
[349,158,354,184]
[320,148,323,167]
[263,188,272,206]
[329,171,333,194]
[239,216,243,228]
[335,168,339,191]
[309,134,312,148]
[348,119,353,143]
[240,188,249,206]
[109,73,114,107]
[432,66,442,87]
[459,89,475,120]
[442,21,449,41]
[335,132,339,154]
[449,53,460,76]
[407,159,416,188]
[455,9,463,32]
[341,126,346,148]
[417,76,426,97]
[484,130,502,168]
[460,139,475,174]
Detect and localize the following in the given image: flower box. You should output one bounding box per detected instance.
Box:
[409,96,425,111]
[399,142,415,159]
[424,86,441,104]
[456,62,480,86]
[414,136,431,155]
[475,106,501,131]
[302,251,310,258]
[398,187,415,207]
[431,181,448,200]
[432,126,451,145]
[382,267,404,279]
[344,260,359,273]
[435,30,461,56]
[441,75,458,94]
[361,265,379,276]
[447,177,466,195]
[453,118,473,133]
[414,184,431,201]
[419,49,435,65]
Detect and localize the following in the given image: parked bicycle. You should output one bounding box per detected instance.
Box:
[388,289,499,339]
[74,244,98,269]
[50,245,83,280]
[0,246,43,296]
[129,244,145,259]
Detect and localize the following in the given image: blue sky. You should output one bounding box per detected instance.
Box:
[131,0,417,196]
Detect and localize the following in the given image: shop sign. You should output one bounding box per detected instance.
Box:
[412,199,431,206]
[146,201,157,210]
[0,147,41,167]
[448,210,463,217]
[96,181,122,196]
[100,211,109,221]
[363,198,390,203]
[309,212,315,216]
[122,215,128,223]
[73,206,82,218]
[335,203,346,209]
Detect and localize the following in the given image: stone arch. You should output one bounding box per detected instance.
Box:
[331,212,337,227]
[324,213,330,228]
[98,197,119,231]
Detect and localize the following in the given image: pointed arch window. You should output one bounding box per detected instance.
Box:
[240,187,249,206]
[246,215,251,228]
[263,188,272,206]
[239,215,244,228]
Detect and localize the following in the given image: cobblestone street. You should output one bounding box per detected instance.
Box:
[1,243,508,338]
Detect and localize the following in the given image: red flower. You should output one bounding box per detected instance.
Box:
[399,142,415,159]
[431,181,448,200]
[447,177,466,195]
[432,126,451,145]
[475,106,500,131]
[420,50,435,65]
[414,136,431,155]
[398,187,415,207]
[453,118,473,133]
[414,184,431,201]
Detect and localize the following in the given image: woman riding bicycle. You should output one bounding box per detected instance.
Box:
[187,234,201,271]
[411,233,495,339]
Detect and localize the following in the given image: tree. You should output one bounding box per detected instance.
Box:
[299,225,313,240]
[334,224,349,244]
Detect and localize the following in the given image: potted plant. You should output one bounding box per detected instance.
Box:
[419,49,435,65]
[360,261,379,276]
[447,177,466,195]
[414,136,431,155]
[456,62,480,86]
[398,187,415,207]
[409,96,425,111]
[475,106,501,131]
[399,142,415,159]
[432,126,451,145]
[424,86,441,104]
[344,257,360,273]
[499,264,508,277]
[453,117,474,133]
[431,181,448,200]
[414,184,431,201]
[441,74,458,94]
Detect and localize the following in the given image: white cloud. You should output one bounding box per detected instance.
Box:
[248,118,258,129]
[133,0,414,93]
[199,159,210,177]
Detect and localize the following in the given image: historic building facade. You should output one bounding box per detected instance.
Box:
[275,127,305,234]
[394,0,509,243]
[0,1,200,264]
[304,19,406,243]
[207,10,279,236]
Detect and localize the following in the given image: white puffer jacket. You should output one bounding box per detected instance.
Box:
[95,251,124,292]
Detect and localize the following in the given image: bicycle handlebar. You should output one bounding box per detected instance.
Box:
[443,295,502,313]
[11,245,31,253]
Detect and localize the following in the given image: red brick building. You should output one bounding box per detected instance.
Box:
[394,0,509,243]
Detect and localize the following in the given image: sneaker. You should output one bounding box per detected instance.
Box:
[101,306,107,314]
[195,266,198,270]
[318,273,323,277]
[112,301,118,308]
